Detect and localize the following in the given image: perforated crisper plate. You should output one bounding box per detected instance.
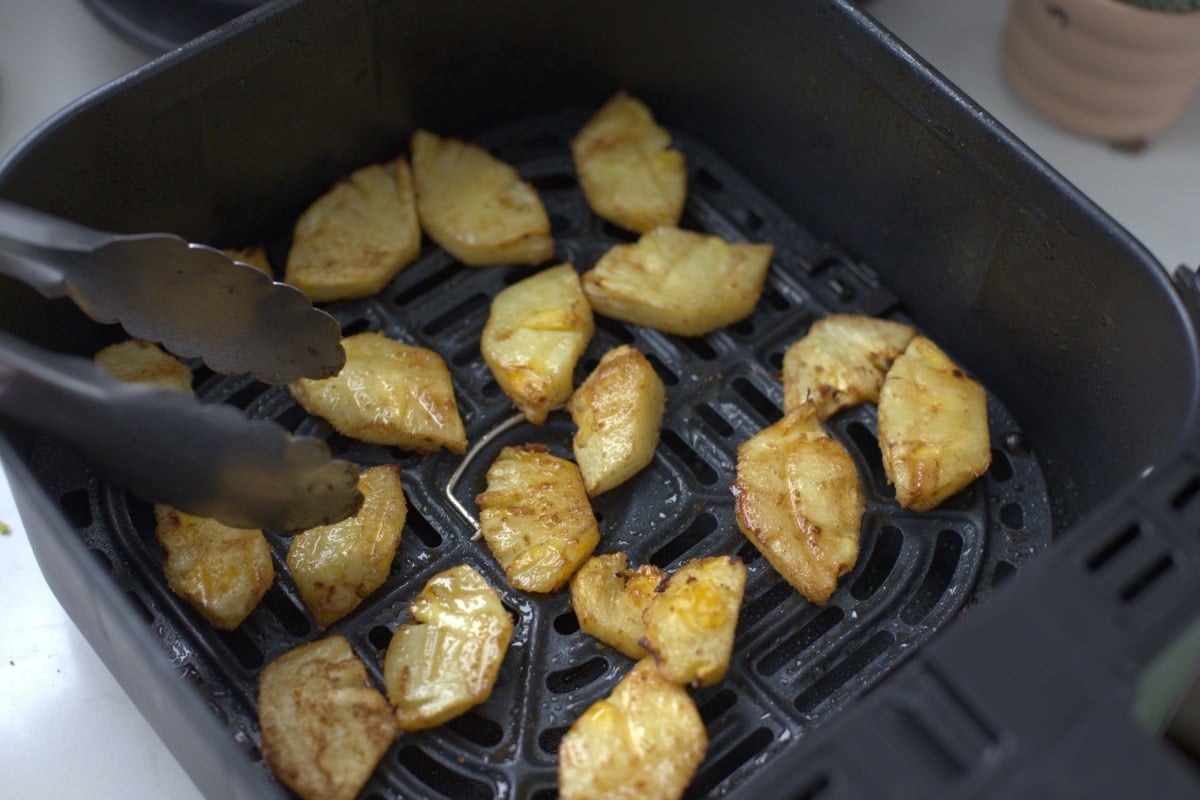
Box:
[30,109,1053,799]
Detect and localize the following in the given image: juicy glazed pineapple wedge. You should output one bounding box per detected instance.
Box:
[642,555,745,688]
[411,129,554,267]
[571,91,687,234]
[284,156,422,302]
[477,445,600,593]
[878,336,991,512]
[733,403,865,606]
[383,564,513,731]
[154,506,275,630]
[259,636,398,800]
[581,226,773,337]
[568,345,666,497]
[481,263,594,424]
[571,553,745,687]
[286,464,408,629]
[782,313,915,420]
[558,658,707,800]
[288,331,467,454]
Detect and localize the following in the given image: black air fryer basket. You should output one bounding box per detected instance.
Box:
[4,1,1200,798]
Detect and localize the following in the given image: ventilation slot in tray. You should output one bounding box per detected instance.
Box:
[901,530,965,625]
[546,657,609,695]
[651,513,719,568]
[60,488,93,529]
[446,711,505,748]
[397,745,492,800]
[686,727,774,799]
[794,631,896,713]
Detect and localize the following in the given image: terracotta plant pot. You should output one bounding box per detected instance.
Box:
[1003,0,1200,141]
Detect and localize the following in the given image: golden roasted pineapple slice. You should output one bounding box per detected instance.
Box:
[411,129,553,266]
[877,336,991,512]
[259,636,398,800]
[558,658,707,800]
[643,555,745,688]
[94,339,193,393]
[476,445,600,593]
[570,553,667,659]
[383,564,513,731]
[288,331,467,454]
[581,226,773,337]
[153,505,274,629]
[733,404,864,606]
[287,465,408,628]
[284,156,421,302]
[782,314,915,419]
[481,263,594,424]
[571,91,687,233]
[568,345,666,496]
[224,245,273,278]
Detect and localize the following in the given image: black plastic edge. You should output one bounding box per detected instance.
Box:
[0,435,287,800]
[743,441,1200,799]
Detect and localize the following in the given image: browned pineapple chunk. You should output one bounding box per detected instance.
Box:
[383,564,513,731]
[877,336,991,511]
[259,636,398,800]
[570,553,667,659]
[476,445,600,593]
[581,226,773,337]
[571,91,687,233]
[782,314,915,419]
[733,404,864,605]
[94,339,193,393]
[558,658,707,800]
[284,156,421,302]
[642,555,745,687]
[288,331,466,454]
[411,129,553,266]
[154,506,274,629]
[287,465,407,628]
[481,262,594,424]
[568,345,666,496]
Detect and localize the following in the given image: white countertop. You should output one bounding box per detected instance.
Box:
[0,1,1197,798]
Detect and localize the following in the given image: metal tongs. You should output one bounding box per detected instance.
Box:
[0,199,360,531]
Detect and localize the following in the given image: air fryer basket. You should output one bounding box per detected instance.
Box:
[2,1,1200,799]
[25,112,1055,798]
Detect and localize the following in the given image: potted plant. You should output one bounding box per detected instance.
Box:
[1002,0,1200,142]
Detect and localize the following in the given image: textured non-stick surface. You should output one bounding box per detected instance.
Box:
[28,109,1052,799]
